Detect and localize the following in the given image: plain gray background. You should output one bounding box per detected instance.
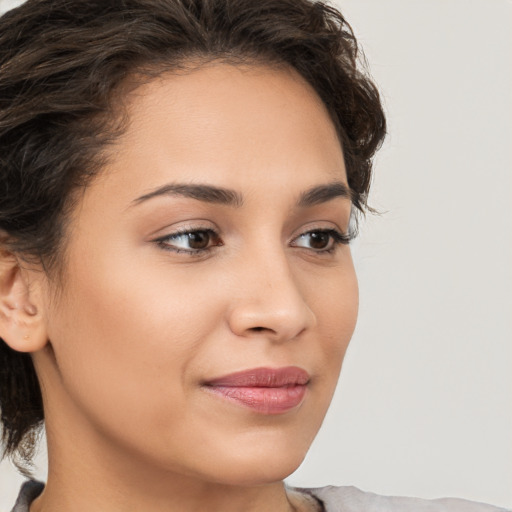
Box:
[1,0,511,509]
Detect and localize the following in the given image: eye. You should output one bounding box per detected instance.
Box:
[154,228,222,254]
[291,229,350,253]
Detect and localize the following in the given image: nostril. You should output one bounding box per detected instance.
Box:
[250,327,266,332]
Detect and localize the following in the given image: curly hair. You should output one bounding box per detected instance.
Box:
[0,0,386,475]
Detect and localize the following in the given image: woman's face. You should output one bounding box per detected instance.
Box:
[36,63,358,485]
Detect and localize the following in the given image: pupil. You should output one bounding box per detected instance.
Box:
[188,231,210,249]
[310,232,329,249]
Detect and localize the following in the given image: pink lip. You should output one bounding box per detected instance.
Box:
[203,367,310,414]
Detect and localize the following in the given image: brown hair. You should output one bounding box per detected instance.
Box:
[0,0,386,474]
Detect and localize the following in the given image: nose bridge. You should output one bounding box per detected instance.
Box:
[227,242,316,341]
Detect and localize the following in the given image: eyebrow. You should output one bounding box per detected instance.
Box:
[132,183,244,208]
[297,181,352,207]
[131,180,352,208]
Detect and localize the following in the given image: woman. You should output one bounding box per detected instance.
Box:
[0,0,508,511]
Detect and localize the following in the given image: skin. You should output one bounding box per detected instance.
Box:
[0,63,358,512]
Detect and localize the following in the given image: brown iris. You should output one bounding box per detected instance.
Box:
[187,231,211,249]
[308,231,330,250]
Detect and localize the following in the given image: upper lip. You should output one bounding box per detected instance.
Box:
[203,366,310,387]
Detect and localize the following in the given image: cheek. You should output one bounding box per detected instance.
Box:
[312,257,359,341]
[44,250,226,439]
[312,259,359,384]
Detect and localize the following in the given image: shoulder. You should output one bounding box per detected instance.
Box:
[12,481,511,512]
[293,485,511,512]
[10,481,44,512]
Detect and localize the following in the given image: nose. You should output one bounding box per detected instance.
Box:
[226,251,317,342]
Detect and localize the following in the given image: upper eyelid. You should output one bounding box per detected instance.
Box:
[289,222,351,240]
[162,227,215,237]
[149,220,218,239]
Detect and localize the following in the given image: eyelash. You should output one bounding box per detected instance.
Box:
[153,227,352,256]
[154,228,222,255]
[291,229,352,254]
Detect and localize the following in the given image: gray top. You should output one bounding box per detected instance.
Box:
[11,480,511,512]
[295,485,511,511]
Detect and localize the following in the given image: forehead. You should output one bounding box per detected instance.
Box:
[81,62,348,217]
[123,62,337,137]
[112,63,345,178]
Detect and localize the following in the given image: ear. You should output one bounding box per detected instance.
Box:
[0,249,48,353]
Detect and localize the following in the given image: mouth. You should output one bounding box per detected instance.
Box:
[202,366,310,415]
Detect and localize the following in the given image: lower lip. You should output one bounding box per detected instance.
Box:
[205,385,307,414]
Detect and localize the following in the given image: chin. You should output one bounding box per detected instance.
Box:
[200,439,311,487]
[211,457,305,487]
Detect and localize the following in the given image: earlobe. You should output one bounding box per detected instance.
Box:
[0,250,48,353]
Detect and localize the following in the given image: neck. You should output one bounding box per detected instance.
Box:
[32,477,297,512]
[30,428,301,512]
